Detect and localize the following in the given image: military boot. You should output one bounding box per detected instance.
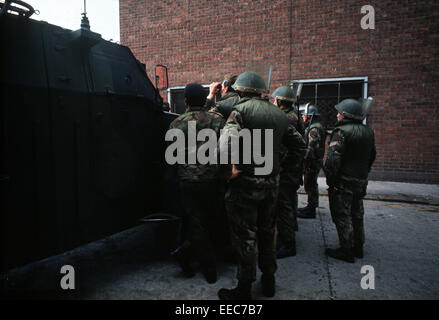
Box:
[297,206,316,219]
[276,241,296,259]
[200,263,217,284]
[261,274,275,298]
[354,244,363,259]
[218,281,252,300]
[170,246,195,278]
[325,247,355,263]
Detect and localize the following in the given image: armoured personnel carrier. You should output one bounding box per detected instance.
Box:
[0,0,179,271]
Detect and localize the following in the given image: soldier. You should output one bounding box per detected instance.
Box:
[168,83,226,283]
[271,86,307,259]
[324,98,376,263]
[205,74,240,118]
[297,105,326,219]
[274,88,305,137]
[217,72,301,300]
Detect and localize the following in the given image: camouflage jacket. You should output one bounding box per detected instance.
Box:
[324,118,376,190]
[219,96,300,189]
[304,121,326,169]
[280,107,307,185]
[283,107,305,137]
[169,106,225,182]
[206,92,240,119]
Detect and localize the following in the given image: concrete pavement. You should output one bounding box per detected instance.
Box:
[1,180,439,300]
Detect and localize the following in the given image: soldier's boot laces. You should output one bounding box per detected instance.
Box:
[325,247,355,263]
[261,274,275,298]
[276,242,296,259]
[354,245,363,259]
[170,246,195,278]
[218,282,252,300]
[297,206,316,219]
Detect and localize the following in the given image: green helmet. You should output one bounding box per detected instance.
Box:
[335,99,364,120]
[271,86,297,102]
[232,71,268,94]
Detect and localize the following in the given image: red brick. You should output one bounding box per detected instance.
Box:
[120,0,439,183]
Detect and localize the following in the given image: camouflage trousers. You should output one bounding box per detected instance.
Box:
[180,181,222,266]
[328,187,365,249]
[225,184,278,283]
[304,166,321,208]
[216,180,233,255]
[276,182,299,247]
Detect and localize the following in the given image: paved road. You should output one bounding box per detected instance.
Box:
[2,195,439,300]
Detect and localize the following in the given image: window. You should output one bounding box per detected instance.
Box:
[293,77,368,129]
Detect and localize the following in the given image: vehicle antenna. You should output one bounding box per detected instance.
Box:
[80,0,90,30]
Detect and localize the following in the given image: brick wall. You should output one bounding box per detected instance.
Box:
[120,0,439,183]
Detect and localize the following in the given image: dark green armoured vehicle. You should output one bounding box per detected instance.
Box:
[0,0,179,271]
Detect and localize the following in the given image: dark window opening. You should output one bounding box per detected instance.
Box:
[169,88,186,114]
[298,80,365,129]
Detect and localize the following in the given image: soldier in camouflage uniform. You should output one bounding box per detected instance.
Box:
[271,86,307,259]
[205,74,240,118]
[277,93,305,137]
[168,83,226,283]
[298,105,326,219]
[217,72,304,300]
[324,98,376,263]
